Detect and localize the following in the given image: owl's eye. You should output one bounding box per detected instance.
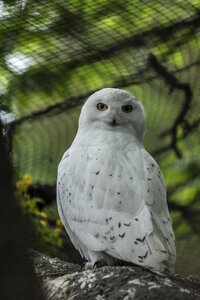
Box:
[97,103,108,111]
[121,104,133,113]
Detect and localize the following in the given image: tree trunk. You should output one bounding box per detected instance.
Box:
[0,121,44,300]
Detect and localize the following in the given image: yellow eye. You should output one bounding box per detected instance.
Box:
[97,103,108,111]
[121,104,133,113]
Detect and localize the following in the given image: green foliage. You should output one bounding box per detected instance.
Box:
[161,134,200,240]
[15,174,64,254]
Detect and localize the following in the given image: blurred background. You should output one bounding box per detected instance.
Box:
[0,0,200,276]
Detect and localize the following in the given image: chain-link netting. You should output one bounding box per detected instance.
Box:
[1,0,200,274]
[0,0,199,183]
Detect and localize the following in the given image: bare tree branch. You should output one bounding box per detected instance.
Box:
[168,200,200,238]
[148,53,193,158]
[61,12,200,72]
[8,68,154,129]
[10,59,199,131]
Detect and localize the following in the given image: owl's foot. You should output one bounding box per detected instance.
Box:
[81,262,93,270]
[81,260,106,270]
[93,260,107,268]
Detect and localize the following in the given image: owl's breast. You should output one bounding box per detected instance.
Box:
[59,137,145,221]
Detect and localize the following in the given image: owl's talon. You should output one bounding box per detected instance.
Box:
[93,261,104,269]
[82,262,93,270]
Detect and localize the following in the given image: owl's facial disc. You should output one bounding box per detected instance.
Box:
[79,88,146,142]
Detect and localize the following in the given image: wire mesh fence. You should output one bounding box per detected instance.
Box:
[1,0,200,273]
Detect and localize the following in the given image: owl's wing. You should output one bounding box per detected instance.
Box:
[57,150,91,261]
[138,149,176,269]
[105,148,176,272]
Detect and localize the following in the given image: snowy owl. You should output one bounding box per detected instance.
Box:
[57,88,176,274]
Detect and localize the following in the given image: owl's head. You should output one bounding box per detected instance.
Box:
[79,88,145,142]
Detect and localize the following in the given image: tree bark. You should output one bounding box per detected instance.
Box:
[31,250,200,300]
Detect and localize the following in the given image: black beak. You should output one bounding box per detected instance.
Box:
[111,119,118,127]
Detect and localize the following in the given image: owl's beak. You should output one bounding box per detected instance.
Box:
[111,118,118,127]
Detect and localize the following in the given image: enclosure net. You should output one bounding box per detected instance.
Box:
[0,0,199,182]
[0,0,200,274]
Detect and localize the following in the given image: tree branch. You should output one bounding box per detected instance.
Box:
[31,250,200,299]
[8,70,153,129]
[61,11,200,72]
[148,53,193,158]
[9,51,199,130]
